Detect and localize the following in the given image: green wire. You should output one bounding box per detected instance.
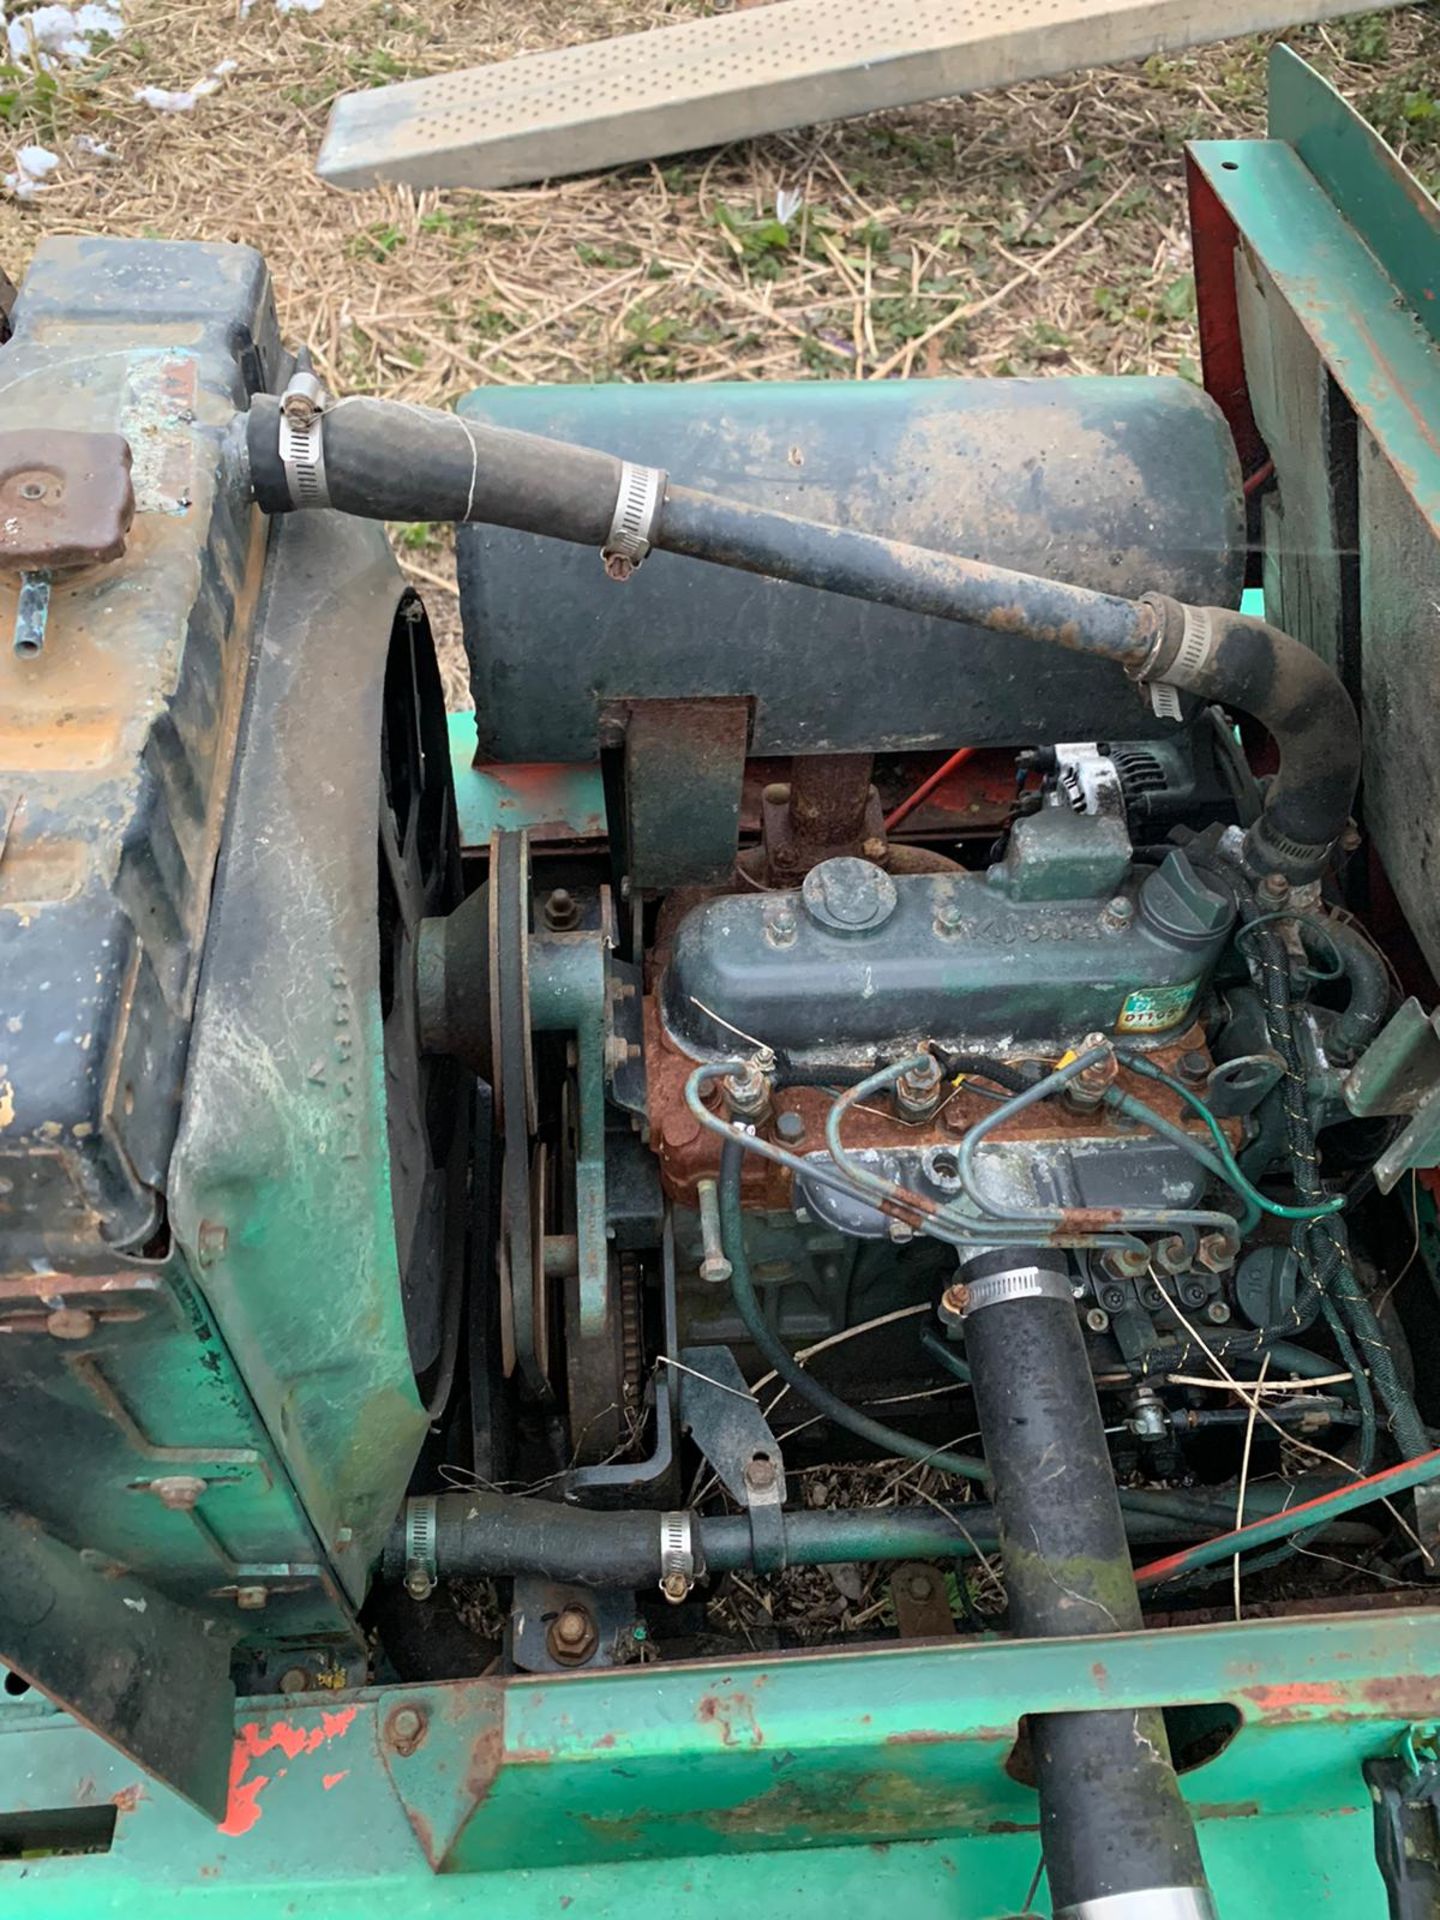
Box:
[1116,1050,1345,1223]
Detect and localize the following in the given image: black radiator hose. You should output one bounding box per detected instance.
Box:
[959,1248,1215,1920]
[381,1490,1242,1588]
[247,393,1357,884]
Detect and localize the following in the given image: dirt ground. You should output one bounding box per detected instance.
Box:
[2,0,1437,702]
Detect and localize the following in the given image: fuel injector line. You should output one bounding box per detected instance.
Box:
[247,391,1358,885]
[958,1248,1216,1920]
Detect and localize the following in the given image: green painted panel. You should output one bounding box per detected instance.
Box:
[0,1611,1424,1913]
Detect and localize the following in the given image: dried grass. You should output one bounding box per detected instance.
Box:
[2,0,1436,704]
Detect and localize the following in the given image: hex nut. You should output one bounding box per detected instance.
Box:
[547,1605,600,1666]
[385,1704,428,1756]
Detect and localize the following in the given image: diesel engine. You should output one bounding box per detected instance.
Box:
[5,193,1440,1919]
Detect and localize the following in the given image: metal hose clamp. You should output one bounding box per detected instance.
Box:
[404,1494,438,1601]
[658,1510,694,1602]
[278,408,329,509]
[603,461,665,576]
[962,1263,1074,1319]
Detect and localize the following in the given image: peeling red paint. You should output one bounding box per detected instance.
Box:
[218,1705,360,1835]
[1243,1681,1345,1713]
[322,1771,349,1791]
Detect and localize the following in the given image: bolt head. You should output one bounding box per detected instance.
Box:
[278,1667,311,1695]
[385,1704,428,1754]
[150,1474,206,1511]
[776,1109,805,1143]
[404,1565,436,1601]
[744,1454,778,1492]
[555,1607,592,1647]
[1260,871,1291,902]
[1204,1300,1232,1325]
[659,1572,691,1605]
[906,1573,932,1599]
[45,1307,95,1341]
[235,1585,268,1611]
[938,1281,968,1327]
[1084,1307,1111,1334]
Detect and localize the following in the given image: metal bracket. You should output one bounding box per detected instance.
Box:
[678,1343,787,1572]
[1365,1731,1440,1919]
[1343,997,1440,1192]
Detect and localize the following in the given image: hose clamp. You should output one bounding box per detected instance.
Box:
[603,461,665,577]
[278,407,329,510]
[658,1510,694,1602]
[404,1494,438,1601]
[1058,1890,1217,1920]
[961,1263,1074,1319]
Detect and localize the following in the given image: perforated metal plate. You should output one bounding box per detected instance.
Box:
[318,0,1408,191]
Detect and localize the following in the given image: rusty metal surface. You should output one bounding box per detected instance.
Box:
[646,1002,1229,1211]
[0,429,135,571]
[0,239,279,1264]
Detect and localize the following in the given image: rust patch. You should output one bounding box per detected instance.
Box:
[646,1010,1229,1213]
[1191,1800,1261,1820]
[698,1688,764,1748]
[466,1722,506,1809]
[111,1783,144,1816]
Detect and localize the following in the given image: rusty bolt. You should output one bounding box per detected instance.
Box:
[385,1704,428,1756]
[278,1667,312,1695]
[1084,1306,1111,1334]
[149,1475,206,1512]
[235,1585,268,1612]
[659,1571,691,1605]
[1102,895,1134,930]
[934,901,964,935]
[938,1281,968,1327]
[1196,1233,1237,1275]
[1177,1050,1209,1086]
[744,1454,778,1494]
[45,1307,95,1341]
[1101,1246,1149,1282]
[723,1060,772,1122]
[1068,1035,1117,1111]
[543,888,582,931]
[895,1052,943,1120]
[861,836,888,863]
[1153,1235,1192,1277]
[1204,1300,1233,1325]
[547,1605,599,1666]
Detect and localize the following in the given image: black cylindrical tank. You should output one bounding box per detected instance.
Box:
[455,376,1243,760]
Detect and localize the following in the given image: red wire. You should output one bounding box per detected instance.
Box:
[1132,1446,1440,1587]
[1242,459,1275,497]
[883,747,977,832]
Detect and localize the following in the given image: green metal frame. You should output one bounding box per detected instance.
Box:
[0,1609,1427,1912]
[5,48,1440,1914]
